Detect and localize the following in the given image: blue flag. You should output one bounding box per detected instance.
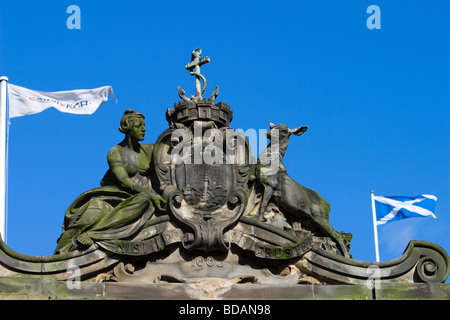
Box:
[374,194,437,225]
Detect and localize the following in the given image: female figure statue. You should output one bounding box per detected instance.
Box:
[54,109,165,254]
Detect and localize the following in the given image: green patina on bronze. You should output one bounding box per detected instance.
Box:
[54,109,166,254]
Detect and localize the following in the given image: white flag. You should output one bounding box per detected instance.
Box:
[7,83,116,118]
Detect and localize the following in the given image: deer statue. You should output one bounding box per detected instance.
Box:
[255,122,351,258]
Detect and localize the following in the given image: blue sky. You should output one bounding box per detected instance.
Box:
[1,0,449,273]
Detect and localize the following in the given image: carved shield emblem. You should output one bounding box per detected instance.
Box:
[154,121,251,251]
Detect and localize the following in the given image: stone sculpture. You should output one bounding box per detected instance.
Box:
[254,122,351,258]
[54,109,165,254]
[0,49,447,292]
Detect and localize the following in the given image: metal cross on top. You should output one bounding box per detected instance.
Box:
[185,48,210,99]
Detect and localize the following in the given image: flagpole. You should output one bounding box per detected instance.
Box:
[0,76,8,242]
[371,190,380,262]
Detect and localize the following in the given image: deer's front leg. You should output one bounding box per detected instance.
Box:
[257,184,275,221]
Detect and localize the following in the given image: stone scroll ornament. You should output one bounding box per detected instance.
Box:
[0,48,447,287]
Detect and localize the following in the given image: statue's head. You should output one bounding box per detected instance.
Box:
[119,109,146,141]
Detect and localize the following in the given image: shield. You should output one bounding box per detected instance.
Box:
[154,122,251,251]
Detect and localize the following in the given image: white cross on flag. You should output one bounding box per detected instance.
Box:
[373,194,437,225]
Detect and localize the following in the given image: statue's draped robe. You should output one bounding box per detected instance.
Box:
[54,186,155,254]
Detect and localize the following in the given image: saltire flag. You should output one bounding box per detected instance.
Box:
[374,194,437,226]
[7,83,116,118]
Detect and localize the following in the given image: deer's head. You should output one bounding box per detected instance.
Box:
[266,122,308,143]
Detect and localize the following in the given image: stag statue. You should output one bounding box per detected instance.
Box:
[255,122,351,258]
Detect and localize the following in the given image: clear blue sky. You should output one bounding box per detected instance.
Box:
[1,0,449,272]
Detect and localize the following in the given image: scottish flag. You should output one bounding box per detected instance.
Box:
[374,194,437,225]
